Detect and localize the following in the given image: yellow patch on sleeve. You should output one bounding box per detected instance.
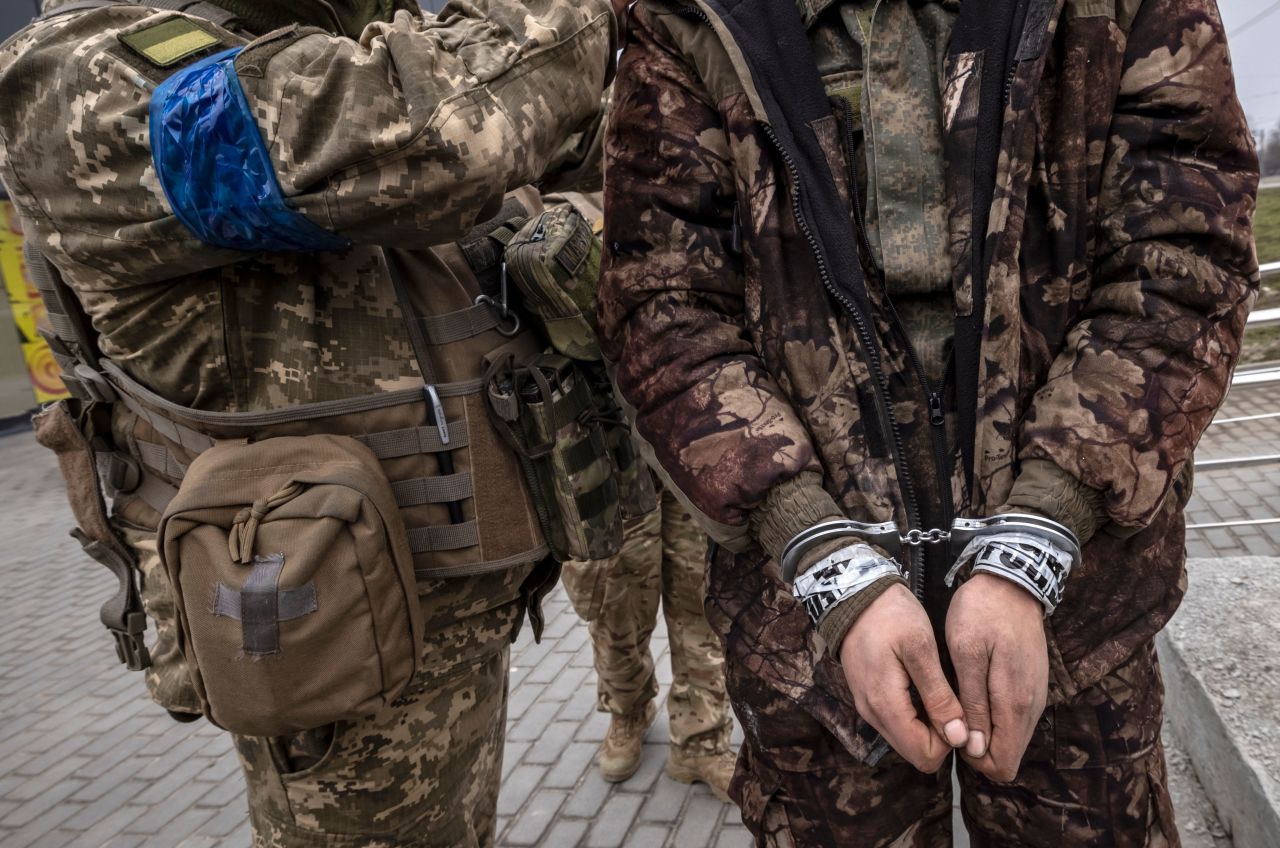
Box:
[120,18,221,68]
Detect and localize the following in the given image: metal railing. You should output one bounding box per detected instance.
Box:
[1187,261,1280,532]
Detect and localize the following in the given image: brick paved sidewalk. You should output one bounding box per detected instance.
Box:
[1,378,1273,847]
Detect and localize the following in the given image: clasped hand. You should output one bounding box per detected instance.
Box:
[838,574,1049,781]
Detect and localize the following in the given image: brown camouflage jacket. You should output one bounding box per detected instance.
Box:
[0,0,613,411]
[598,0,1258,736]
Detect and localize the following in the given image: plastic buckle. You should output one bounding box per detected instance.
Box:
[109,611,151,671]
[73,363,119,403]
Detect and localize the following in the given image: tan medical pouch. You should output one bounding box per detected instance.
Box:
[158,434,422,737]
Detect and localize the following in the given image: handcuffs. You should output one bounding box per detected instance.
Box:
[782,513,1081,622]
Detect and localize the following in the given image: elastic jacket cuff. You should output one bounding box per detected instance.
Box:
[750,472,844,563]
[1003,459,1106,545]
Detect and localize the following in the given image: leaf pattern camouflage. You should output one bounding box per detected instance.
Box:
[0,0,614,409]
[561,485,732,754]
[718,621,1175,847]
[600,0,1256,841]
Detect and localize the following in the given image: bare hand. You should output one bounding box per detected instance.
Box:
[840,584,968,773]
[945,573,1049,782]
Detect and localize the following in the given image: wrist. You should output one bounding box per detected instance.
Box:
[791,542,902,627]
[818,573,907,654]
[962,572,1043,616]
[945,514,1078,614]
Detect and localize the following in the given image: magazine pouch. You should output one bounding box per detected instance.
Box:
[485,352,624,562]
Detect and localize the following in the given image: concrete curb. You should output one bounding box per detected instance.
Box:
[1158,557,1280,848]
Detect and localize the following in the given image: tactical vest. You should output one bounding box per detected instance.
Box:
[34,194,555,656]
[26,3,639,707]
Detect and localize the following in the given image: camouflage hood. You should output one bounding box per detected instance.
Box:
[599,0,1258,724]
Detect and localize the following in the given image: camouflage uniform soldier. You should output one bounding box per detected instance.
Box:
[562,480,736,798]
[0,1,617,845]
[599,0,1257,844]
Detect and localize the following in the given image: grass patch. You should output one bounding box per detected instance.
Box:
[1245,188,1280,363]
[1257,187,1280,269]
[1241,323,1280,366]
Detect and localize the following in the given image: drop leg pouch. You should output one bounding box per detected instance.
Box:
[158,434,423,737]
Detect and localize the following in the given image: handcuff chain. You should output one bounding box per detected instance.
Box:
[901,527,950,546]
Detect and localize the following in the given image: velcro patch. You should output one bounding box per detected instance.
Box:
[120,18,221,68]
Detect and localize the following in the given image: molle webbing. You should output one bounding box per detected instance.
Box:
[99,360,541,573]
[416,302,506,346]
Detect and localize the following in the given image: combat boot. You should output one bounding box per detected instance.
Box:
[598,700,658,782]
[666,747,737,802]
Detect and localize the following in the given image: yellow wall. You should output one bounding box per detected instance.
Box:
[1,201,69,409]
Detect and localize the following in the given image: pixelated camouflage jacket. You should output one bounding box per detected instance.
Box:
[598,0,1258,731]
[0,0,614,411]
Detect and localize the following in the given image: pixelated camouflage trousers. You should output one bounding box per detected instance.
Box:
[121,525,201,716]
[732,639,1176,847]
[561,486,732,753]
[124,525,537,847]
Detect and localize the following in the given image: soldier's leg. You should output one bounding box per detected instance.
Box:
[118,526,200,716]
[232,566,530,848]
[959,641,1177,847]
[584,508,664,717]
[655,488,737,797]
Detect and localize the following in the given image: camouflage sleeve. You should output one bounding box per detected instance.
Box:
[537,91,611,195]
[240,0,615,244]
[1017,0,1258,531]
[598,6,822,551]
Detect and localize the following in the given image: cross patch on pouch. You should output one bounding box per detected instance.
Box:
[120,17,222,68]
[212,554,318,657]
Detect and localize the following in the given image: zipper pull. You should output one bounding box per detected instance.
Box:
[928,392,944,427]
[731,203,743,254]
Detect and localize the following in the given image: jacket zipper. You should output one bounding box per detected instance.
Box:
[760,122,928,600]
[838,98,955,548]
[676,5,711,25]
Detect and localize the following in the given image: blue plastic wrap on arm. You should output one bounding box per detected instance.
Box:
[150,48,351,253]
